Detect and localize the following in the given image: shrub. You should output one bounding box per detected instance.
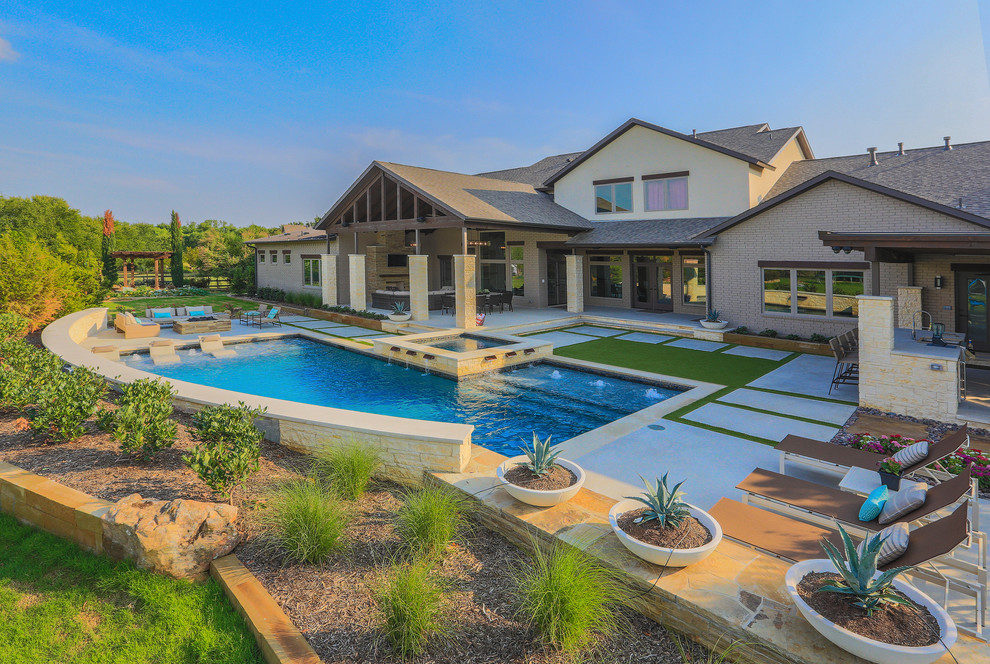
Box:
[184,402,266,502]
[259,477,349,564]
[321,305,389,321]
[394,485,468,558]
[99,378,178,460]
[30,365,107,443]
[513,543,621,653]
[0,313,29,343]
[810,333,831,344]
[375,561,448,657]
[730,326,750,335]
[757,328,778,338]
[314,443,382,500]
[784,333,801,341]
[0,340,62,411]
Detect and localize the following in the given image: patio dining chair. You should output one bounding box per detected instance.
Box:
[255,306,282,328]
[501,290,514,312]
[240,303,268,325]
[828,337,858,394]
[440,293,455,315]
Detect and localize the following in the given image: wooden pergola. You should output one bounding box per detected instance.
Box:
[111,250,173,289]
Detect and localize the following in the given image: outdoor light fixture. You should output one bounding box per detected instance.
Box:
[843,246,852,254]
[467,240,489,247]
[934,275,944,289]
[416,216,427,223]
[832,246,841,254]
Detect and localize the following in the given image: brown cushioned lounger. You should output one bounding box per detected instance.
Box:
[710,498,969,572]
[777,424,968,475]
[736,466,972,529]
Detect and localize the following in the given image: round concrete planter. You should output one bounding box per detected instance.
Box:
[608,500,722,567]
[784,559,956,664]
[700,320,729,330]
[497,456,585,507]
[388,313,412,322]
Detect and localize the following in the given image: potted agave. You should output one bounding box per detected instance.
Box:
[388,301,412,322]
[496,433,586,507]
[608,474,722,567]
[785,525,956,664]
[700,309,729,330]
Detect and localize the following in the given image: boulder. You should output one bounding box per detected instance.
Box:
[102,494,240,579]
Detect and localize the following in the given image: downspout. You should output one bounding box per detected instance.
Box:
[703,245,713,315]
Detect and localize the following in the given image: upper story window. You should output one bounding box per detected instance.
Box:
[283,251,292,264]
[594,178,633,214]
[258,251,265,263]
[644,172,689,211]
[270,250,278,264]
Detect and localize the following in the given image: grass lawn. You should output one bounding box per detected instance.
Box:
[0,513,261,664]
[104,295,255,316]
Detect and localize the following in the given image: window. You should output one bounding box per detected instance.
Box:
[644,176,688,211]
[258,251,265,263]
[589,255,623,298]
[762,267,865,318]
[283,251,291,264]
[595,182,632,214]
[510,245,525,296]
[270,250,278,264]
[303,258,321,287]
[682,256,706,305]
[478,232,505,260]
[478,232,506,291]
[438,256,453,289]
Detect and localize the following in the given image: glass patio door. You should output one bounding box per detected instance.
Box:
[546,252,567,306]
[632,257,673,311]
[958,271,990,350]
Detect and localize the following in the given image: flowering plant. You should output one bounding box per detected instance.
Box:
[878,457,903,476]
[851,433,920,456]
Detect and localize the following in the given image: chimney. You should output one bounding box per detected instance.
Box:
[897,142,905,156]
[944,136,952,150]
[867,147,879,166]
[692,129,697,138]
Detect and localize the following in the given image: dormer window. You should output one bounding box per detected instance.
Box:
[644,171,689,211]
[594,178,633,214]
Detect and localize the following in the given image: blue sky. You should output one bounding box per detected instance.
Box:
[1,1,988,226]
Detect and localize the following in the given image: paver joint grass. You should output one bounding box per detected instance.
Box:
[0,512,261,664]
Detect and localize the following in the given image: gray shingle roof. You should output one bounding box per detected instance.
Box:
[766,140,990,219]
[246,228,328,244]
[564,217,729,247]
[476,152,584,188]
[465,189,592,230]
[696,124,806,164]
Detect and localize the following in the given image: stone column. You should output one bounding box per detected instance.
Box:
[348,254,366,311]
[321,254,338,307]
[565,254,584,313]
[408,255,429,322]
[454,255,477,329]
[858,295,895,360]
[896,286,923,329]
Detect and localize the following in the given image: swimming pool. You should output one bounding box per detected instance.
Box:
[128,337,682,456]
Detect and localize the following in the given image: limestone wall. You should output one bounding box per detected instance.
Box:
[255,239,331,298]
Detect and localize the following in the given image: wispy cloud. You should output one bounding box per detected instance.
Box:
[0,36,19,62]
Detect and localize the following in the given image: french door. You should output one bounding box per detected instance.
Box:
[957,270,990,351]
[632,257,673,311]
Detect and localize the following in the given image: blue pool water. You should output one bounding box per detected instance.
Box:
[419,334,510,352]
[128,338,682,456]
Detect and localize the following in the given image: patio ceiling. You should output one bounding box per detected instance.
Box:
[819,231,990,260]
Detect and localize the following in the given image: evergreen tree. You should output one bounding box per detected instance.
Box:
[101,210,116,284]
[169,210,184,287]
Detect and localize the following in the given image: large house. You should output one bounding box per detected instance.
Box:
[251,118,990,348]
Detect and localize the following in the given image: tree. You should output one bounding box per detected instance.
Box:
[169,210,184,287]
[101,210,117,285]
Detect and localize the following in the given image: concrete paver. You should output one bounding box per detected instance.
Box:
[717,388,856,425]
[682,402,839,443]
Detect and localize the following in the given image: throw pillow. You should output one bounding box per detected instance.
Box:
[153,312,170,319]
[188,310,205,317]
[891,440,929,468]
[858,485,888,521]
[878,483,927,524]
[857,522,910,567]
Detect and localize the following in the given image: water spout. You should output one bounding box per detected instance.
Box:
[592,379,606,388]
[550,370,562,379]
[645,388,662,399]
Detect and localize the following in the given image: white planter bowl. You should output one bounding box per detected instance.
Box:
[784,559,956,664]
[608,499,722,567]
[388,313,412,322]
[700,320,729,330]
[496,456,585,507]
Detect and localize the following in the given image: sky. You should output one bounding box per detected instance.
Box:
[1,1,989,227]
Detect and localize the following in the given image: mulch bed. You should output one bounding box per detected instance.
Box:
[616,508,712,549]
[796,572,940,647]
[502,464,576,491]
[0,403,710,664]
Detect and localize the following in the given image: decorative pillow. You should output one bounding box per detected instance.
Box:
[892,440,929,468]
[878,483,927,524]
[153,312,170,319]
[858,485,888,521]
[188,310,205,317]
[857,522,910,567]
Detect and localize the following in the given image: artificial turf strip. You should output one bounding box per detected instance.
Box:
[554,337,784,388]
[0,513,262,664]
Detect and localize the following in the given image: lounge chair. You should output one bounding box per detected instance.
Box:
[711,498,987,637]
[255,306,281,328]
[199,334,235,358]
[736,466,974,532]
[240,304,268,325]
[148,340,179,366]
[777,424,968,477]
[114,313,160,339]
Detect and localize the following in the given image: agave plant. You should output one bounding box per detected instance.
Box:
[817,524,913,616]
[391,301,408,315]
[705,309,722,322]
[626,474,690,529]
[517,433,561,477]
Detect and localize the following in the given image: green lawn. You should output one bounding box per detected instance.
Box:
[104,295,255,316]
[554,336,788,388]
[0,513,261,664]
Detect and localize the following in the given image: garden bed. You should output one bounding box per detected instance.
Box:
[722,332,831,356]
[0,401,710,663]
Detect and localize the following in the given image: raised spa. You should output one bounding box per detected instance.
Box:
[127,337,683,456]
[417,334,511,352]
